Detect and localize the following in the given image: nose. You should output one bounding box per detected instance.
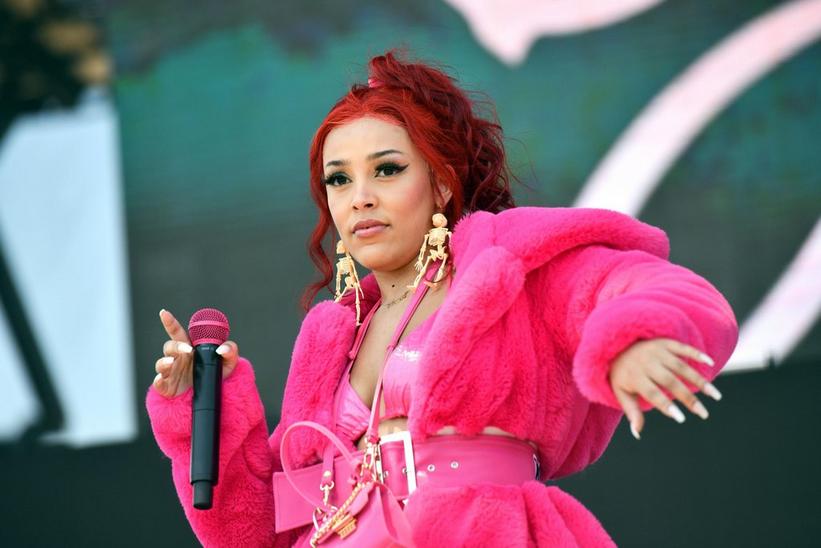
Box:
[350,179,376,210]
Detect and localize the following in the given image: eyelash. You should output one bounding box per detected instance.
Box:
[323,162,408,186]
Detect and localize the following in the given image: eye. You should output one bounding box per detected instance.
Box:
[375,162,408,178]
[323,172,349,186]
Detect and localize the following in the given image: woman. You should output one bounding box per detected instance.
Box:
[148,51,738,546]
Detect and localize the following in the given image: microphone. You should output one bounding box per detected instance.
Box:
[187,308,230,510]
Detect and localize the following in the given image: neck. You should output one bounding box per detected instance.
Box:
[371,259,418,305]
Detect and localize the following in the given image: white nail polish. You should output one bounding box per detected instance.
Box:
[178,342,193,353]
[216,344,229,355]
[630,422,641,440]
[667,404,686,424]
[703,382,723,401]
[699,353,715,366]
[161,356,174,365]
[692,401,709,420]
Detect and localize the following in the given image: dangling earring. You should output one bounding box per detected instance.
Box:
[409,213,452,290]
[334,240,364,325]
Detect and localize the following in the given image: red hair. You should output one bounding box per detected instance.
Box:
[302,50,516,310]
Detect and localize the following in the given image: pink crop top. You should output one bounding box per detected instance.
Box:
[335,311,437,444]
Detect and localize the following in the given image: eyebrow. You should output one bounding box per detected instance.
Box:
[324,149,404,168]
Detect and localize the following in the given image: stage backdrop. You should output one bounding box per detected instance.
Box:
[0,1,819,546]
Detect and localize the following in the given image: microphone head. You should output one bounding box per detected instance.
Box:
[188,308,230,346]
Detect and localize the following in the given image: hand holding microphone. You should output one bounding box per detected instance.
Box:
[153,308,237,509]
[153,309,239,398]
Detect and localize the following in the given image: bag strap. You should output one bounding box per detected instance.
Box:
[279,421,358,508]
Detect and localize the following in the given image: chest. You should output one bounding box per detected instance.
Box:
[348,294,441,410]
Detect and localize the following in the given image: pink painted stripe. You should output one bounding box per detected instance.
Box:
[575,0,821,215]
[445,0,664,65]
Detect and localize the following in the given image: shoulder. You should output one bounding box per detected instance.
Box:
[451,207,670,273]
[292,300,356,357]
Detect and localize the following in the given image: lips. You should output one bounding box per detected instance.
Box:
[352,219,388,237]
[353,219,387,231]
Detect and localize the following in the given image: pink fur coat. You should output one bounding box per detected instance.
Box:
[147,207,738,547]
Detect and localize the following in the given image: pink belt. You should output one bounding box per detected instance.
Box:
[273,432,541,533]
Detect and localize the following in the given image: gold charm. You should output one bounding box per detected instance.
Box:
[334,240,364,325]
[310,481,367,547]
[409,213,452,290]
[332,513,357,539]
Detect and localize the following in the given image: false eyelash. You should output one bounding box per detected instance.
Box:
[323,163,408,186]
[323,173,348,186]
[376,163,408,176]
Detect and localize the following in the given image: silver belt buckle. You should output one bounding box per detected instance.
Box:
[377,430,417,496]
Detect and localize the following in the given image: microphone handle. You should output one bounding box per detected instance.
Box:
[191,343,222,510]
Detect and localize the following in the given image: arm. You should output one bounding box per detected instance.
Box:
[146,358,280,547]
[543,245,738,410]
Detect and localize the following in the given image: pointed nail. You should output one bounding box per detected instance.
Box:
[630,422,641,440]
[216,344,229,355]
[692,400,709,420]
[699,352,715,366]
[178,342,193,353]
[667,404,686,424]
[703,382,723,401]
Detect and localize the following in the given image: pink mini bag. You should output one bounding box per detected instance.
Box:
[279,421,414,548]
[275,274,436,547]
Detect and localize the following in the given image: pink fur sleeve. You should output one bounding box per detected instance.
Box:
[547,245,738,410]
[146,357,284,547]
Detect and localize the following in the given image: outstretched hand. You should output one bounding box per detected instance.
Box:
[609,338,723,439]
[152,309,239,398]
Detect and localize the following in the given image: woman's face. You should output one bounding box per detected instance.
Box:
[322,116,450,273]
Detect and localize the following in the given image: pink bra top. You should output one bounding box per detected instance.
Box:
[336,310,438,443]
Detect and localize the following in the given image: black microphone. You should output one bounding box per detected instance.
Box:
[188,308,230,510]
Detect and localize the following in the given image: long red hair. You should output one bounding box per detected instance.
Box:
[302,50,516,310]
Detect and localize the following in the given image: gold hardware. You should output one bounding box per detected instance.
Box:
[332,513,357,539]
[320,481,334,507]
[310,481,367,546]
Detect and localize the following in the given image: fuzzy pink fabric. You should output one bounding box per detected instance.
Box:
[146,207,738,547]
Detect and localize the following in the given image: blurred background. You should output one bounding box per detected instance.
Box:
[1,0,819,546]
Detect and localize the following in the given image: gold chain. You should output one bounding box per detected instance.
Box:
[310,480,370,546]
[383,288,410,308]
[310,443,380,547]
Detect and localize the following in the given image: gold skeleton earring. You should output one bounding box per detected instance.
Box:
[409,213,452,290]
[334,240,364,325]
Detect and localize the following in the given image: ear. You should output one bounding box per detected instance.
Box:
[435,185,453,210]
[434,165,456,209]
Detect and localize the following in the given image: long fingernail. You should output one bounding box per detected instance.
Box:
[703,382,722,401]
[667,404,686,424]
[160,356,174,366]
[699,352,715,366]
[178,342,193,353]
[630,422,641,440]
[216,344,229,355]
[692,401,709,420]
